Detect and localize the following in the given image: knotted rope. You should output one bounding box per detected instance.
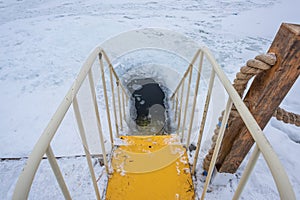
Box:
[203,53,300,171]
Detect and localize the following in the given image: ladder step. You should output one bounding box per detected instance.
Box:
[106,135,195,199]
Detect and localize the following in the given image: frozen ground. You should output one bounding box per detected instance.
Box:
[0,0,299,199]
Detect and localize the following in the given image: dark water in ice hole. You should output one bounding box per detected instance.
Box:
[127,78,174,135]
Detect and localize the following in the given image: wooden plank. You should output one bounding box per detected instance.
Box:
[216,23,300,173]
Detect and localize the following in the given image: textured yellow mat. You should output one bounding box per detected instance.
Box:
[105,135,195,200]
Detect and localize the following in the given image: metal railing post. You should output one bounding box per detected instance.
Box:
[122,89,126,120]
[98,53,114,145]
[108,62,119,137]
[172,93,175,110]
[46,146,72,200]
[201,98,233,200]
[101,50,129,133]
[186,51,204,147]
[181,65,193,140]
[177,80,185,131]
[233,145,260,200]
[73,96,101,200]
[117,81,123,131]
[88,70,109,173]
[192,70,215,175]
[174,93,179,122]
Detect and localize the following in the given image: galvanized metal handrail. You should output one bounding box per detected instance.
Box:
[12,47,128,199]
[171,47,296,199]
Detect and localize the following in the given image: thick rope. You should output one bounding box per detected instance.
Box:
[274,107,300,127]
[203,53,300,171]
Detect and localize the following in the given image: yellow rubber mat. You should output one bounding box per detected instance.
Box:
[105,135,195,200]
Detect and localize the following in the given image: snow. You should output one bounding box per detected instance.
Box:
[0,157,107,199]
[222,0,300,39]
[0,0,299,199]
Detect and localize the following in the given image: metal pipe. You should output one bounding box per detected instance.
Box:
[73,96,102,199]
[122,89,126,121]
[192,70,215,175]
[98,54,114,145]
[108,60,119,137]
[174,93,179,122]
[117,81,123,131]
[101,50,129,129]
[46,146,72,200]
[201,98,233,200]
[181,66,193,140]
[172,94,175,110]
[88,70,109,173]
[233,145,260,200]
[177,80,185,132]
[186,52,204,147]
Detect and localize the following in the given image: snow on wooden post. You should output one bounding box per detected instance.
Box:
[216,23,300,173]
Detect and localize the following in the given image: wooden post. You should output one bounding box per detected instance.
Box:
[216,23,300,173]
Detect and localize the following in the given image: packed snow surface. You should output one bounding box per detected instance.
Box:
[0,0,299,199]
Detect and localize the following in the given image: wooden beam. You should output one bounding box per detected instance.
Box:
[216,23,300,173]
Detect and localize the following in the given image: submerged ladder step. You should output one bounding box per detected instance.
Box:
[106,135,194,200]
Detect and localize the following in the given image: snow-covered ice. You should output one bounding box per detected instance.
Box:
[0,0,299,199]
